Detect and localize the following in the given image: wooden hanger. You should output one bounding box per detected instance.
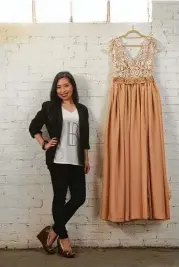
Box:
[119,25,149,47]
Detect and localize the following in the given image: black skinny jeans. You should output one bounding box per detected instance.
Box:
[48,163,86,239]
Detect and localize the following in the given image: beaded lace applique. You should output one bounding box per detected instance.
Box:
[108,36,158,78]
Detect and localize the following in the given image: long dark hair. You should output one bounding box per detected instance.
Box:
[50,71,79,104]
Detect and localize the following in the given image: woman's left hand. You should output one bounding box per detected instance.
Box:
[84,159,90,174]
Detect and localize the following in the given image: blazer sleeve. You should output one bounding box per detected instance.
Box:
[29,102,47,138]
[84,107,90,150]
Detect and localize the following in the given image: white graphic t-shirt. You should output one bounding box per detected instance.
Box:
[54,107,81,166]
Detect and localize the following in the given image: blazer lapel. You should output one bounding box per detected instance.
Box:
[50,102,63,140]
[76,103,83,137]
[57,103,63,140]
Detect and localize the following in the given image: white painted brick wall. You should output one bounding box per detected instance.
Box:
[0,1,179,248]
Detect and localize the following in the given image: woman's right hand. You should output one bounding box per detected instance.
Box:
[44,138,58,150]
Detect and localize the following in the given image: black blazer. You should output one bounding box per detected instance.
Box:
[29,101,90,167]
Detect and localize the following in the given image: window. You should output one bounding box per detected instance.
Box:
[0,0,151,23]
[36,0,70,22]
[72,0,107,22]
[110,0,151,22]
[0,0,32,22]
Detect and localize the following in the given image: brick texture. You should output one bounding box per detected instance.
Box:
[0,1,179,248]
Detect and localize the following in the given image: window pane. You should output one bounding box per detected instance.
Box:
[111,0,149,22]
[0,0,32,22]
[36,0,70,22]
[73,0,107,22]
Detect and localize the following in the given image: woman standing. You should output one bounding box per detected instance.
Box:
[29,71,90,258]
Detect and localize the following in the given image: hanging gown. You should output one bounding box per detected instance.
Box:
[100,36,170,222]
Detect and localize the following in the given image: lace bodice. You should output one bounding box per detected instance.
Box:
[108,36,158,78]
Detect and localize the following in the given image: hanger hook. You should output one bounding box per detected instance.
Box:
[132,24,135,30]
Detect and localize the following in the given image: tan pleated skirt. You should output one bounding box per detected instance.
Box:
[100,77,170,222]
